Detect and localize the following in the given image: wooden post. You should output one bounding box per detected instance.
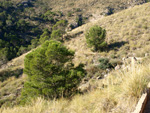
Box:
[132,83,150,113]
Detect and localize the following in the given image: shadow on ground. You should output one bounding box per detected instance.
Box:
[107,41,128,51]
[0,68,23,82]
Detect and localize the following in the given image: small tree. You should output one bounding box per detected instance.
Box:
[85,25,107,51]
[21,40,85,104]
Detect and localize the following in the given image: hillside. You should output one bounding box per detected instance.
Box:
[65,2,150,66]
[2,2,150,68]
[7,0,148,25]
[0,1,150,113]
[1,56,150,113]
[40,0,146,21]
[0,0,148,67]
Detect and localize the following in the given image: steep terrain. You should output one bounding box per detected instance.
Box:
[40,0,146,20]
[0,0,148,67]
[11,0,148,24]
[1,51,150,113]
[5,1,150,67]
[0,1,150,112]
[65,2,150,66]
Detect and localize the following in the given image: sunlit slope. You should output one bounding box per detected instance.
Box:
[1,58,150,113]
[65,3,150,65]
[1,3,150,70]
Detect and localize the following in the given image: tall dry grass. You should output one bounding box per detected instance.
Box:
[1,61,150,113]
[64,3,150,66]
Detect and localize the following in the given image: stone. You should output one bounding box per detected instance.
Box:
[104,74,108,78]
[145,53,149,57]
[78,83,91,93]
[115,65,121,70]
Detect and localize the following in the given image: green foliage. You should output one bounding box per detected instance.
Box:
[98,58,113,70]
[51,29,63,41]
[52,20,68,31]
[0,69,23,82]
[0,48,9,65]
[74,8,81,12]
[0,0,44,65]
[41,10,57,22]
[85,25,107,51]
[21,40,85,104]
[76,15,84,26]
[0,0,68,66]
[16,19,29,32]
[51,20,68,41]
[39,29,50,44]
[67,11,73,17]
[17,46,29,56]
[146,0,150,2]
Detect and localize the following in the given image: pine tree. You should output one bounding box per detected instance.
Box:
[21,40,85,104]
[85,25,107,51]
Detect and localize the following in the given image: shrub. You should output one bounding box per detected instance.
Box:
[28,39,39,49]
[67,12,72,17]
[51,20,68,41]
[75,8,81,12]
[85,25,107,51]
[20,40,85,104]
[0,47,9,66]
[52,20,68,31]
[76,15,84,26]
[39,29,50,44]
[51,29,63,41]
[17,46,28,56]
[0,69,23,82]
[41,10,56,22]
[98,58,113,70]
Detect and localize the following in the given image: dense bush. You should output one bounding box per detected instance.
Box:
[52,20,68,31]
[51,20,68,41]
[21,40,85,104]
[39,29,50,44]
[85,25,107,51]
[0,1,43,66]
[41,10,56,22]
[0,1,67,66]
[98,58,113,70]
[51,29,63,41]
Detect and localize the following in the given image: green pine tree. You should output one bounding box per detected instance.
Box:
[20,40,85,104]
[85,25,107,51]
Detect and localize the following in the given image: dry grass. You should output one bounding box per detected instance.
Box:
[1,3,150,70]
[0,47,39,73]
[40,0,145,20]
[0,76,25,108]
[1,61,150,113]
[1,3,150,113]
[64,3,150,65]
